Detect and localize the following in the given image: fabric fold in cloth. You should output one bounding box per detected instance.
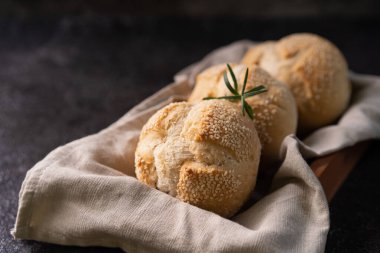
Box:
[12,40,380,252]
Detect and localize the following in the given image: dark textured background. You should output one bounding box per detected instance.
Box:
[1,0,380,17]
[1,13,380,253]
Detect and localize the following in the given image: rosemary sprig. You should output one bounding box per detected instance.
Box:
[203,64,268,120]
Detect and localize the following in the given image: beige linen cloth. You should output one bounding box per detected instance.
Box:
[12,41,380,253]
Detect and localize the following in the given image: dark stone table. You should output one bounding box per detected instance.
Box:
[1,16,379,252]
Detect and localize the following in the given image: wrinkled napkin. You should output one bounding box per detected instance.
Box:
[12,41,380,253]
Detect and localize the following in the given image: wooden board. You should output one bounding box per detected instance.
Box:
[310,141,370,202]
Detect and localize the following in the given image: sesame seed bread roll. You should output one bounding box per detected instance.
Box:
[242,33,351,134]
[135,100,261,217]
[189,64,297,164]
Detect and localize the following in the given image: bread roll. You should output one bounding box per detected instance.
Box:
[242,33,351,133]
[135,100,261,217]
[189,64,297,164]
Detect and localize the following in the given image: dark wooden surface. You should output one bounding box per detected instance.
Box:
[311,141,370,202]
[1,16,380,252]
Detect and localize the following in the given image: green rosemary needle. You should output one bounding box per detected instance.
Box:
[203,64,268,120]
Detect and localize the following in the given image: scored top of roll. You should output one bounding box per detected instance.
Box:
[135,100,261,217]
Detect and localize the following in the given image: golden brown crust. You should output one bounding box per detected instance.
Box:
[188,64,232,102]
[177,162,242,218]
[135,102,192,191]
[242,33,351,133]
[135,100,261,217]
[242,42,276,67]
[135,155,157,187]
[188,64,297,163]
[183,100,258,161]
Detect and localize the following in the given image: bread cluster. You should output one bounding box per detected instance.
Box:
[135,100,261,217]
[135,33,351,217]
[189,64,297,164]
[242,33,351,133]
